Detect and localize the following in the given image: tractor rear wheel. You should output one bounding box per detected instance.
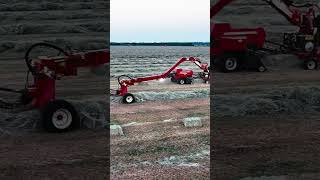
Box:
[123,93,136,104]
[41,100,79,133]
[304,60,317,70]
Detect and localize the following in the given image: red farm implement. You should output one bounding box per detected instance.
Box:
[211,0,320,72]
[112,57,210,104]
[0,43,109,132]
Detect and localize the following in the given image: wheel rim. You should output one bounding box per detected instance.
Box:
[225,58,237,71]
[179,79,185,84]
[52,109,72,129]
[307,61,316,70]
[126,96,134,103]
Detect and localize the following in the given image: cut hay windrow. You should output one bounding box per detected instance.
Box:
[110,46,210,79]
[111,89,209,104]
[214,86,320,117]
[0,100,107,135]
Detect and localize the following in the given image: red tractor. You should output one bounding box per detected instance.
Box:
[211,0,320,72]
[169,68,194,84]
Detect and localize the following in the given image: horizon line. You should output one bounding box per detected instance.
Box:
[111,42,209,43]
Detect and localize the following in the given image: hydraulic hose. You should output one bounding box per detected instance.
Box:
[25,42,69,75]
[117,75,132,85]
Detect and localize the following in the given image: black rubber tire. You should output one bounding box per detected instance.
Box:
[304,60,318,70]
[219,54,240,73]
[177,78,186,85]
[171,76,177,82]
[185,77,193,84]
[257,65,267,72]
[41,100,79,133]
[122,93,136,104]
[167,72,174,78]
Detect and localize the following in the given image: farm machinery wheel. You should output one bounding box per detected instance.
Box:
[304,59,317,70]
[198,72,210,83]
[177,77,193,85]
[257,65,267,72]
[216,52,267,72]
[244,52,266,72]
[171,76,177,82]
[178,78,186,85]
[185,77,193,84]
[41,100,80,132]
[122,93,136,104]
[218,53,240,72]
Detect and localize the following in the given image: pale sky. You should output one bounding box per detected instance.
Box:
[110,0,210,42]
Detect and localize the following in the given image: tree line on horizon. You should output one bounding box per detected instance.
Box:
[110,42,209,46]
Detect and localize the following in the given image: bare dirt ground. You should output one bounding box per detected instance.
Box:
[0,0,108,178]
[212,0,320,179]
[110,46,210,179]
